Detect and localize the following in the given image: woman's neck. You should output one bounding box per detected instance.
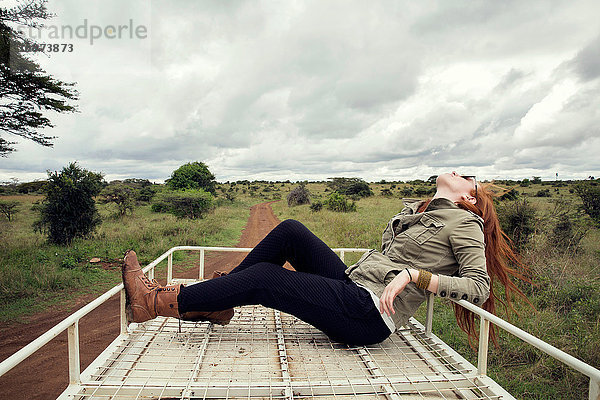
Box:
[432,189,459,203]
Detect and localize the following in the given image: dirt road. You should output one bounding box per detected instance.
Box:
[0,201,281,400]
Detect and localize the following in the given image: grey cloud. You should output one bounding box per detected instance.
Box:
[569,34,600,81]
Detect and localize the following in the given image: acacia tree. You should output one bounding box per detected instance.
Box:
[0,0,78,156]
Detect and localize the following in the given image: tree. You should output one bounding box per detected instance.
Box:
[99,183,136,217]
[166,162,216,194]
[0,200,20,221]
[34,162,103,244]
[326,177,373,198]
[0,0,78,156]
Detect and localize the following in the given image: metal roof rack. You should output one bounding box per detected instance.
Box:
[1,246,598,399]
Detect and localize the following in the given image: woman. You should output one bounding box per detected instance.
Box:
[122,172,529,346]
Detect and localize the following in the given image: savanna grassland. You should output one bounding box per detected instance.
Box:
[1,178,598,400]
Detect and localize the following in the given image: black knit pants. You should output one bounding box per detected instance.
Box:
[177,219,391,345]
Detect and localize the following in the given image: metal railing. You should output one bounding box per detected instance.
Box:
[0,246,598,400]
[423,293,600,400]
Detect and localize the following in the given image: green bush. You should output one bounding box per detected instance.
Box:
[151,189,213,219]
[34,162,104,245]
[499,189,519,201]
[497,198,537,250]
[575,180,600,225]
[545,199,588,252]
[310,201,323,212]
[401,187,414,196]
[535,189,551,197]
[326,192,357,212]
[166,161,216,194]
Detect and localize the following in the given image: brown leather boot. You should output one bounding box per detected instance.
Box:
[122,250,181,323]
[179,269,234,326]
[122,251,234,325]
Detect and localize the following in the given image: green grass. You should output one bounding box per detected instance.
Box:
[273,181,600,400]
[0,193,256,323]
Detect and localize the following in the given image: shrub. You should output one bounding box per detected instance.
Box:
[326,192,357,212]
[414,186,434,196]
[166,161,216,194]
[542,198,588,252]
[287,185,311,206]
[520,178,531,187]
[532,176,542,184]
[575,180,600,225]
[535,189,551,197]
[151,189,213,219]
[497,198,537,250]
[310,201,323,212]
[380,188,393,197]
[137,185,157,202]
[34,163,103,245]
[499,188,519,201]
[401,187,414,196]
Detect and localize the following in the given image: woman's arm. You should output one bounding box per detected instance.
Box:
[379,269,438,316]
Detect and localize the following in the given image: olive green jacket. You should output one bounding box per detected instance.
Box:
[345,197,490,329]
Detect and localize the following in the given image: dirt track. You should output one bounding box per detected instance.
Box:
[0,201,281,400]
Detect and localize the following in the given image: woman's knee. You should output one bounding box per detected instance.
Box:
[276,219,309,237]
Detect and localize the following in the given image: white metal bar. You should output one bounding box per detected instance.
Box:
[455,299,600,383]
[199,248,205,280]
[339,250,345,263]
[181,323,213,399]
[67,322,80,385]
[120,288,128,335]
[478,317,490,376]
[590,378,599,400]
[355,347,402,400]
[0,282,124,377]
[402,328,478,399]
[409,317,516,400]
[274,310,294,399]
[425,292,434,335]
[167,252,173,284]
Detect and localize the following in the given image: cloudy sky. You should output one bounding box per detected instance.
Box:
[2,0,600,183]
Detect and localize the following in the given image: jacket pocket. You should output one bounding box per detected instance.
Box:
[344,249,376,275]
[405,214,444,245]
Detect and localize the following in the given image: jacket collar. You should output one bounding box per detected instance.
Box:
[425,197,459,211]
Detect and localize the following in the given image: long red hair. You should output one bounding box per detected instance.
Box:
[418,183,533,347]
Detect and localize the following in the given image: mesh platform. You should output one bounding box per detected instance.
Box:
[59,302,513,400]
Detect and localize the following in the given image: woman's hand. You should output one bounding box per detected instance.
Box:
[379,270,411,316]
